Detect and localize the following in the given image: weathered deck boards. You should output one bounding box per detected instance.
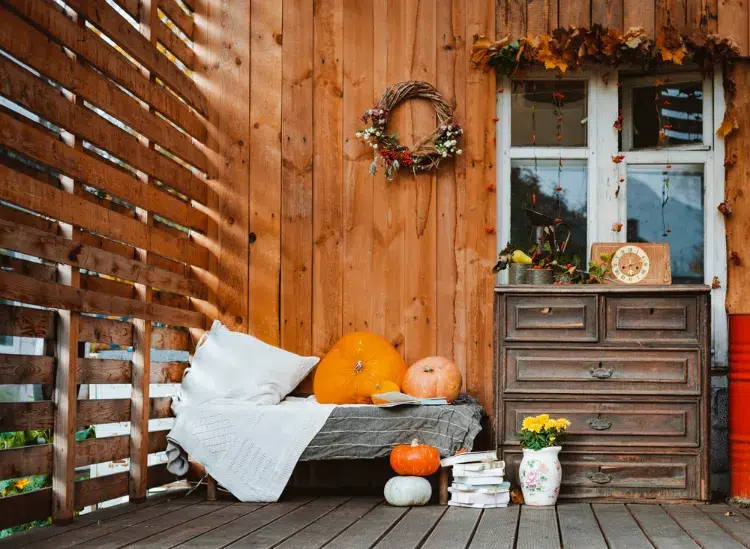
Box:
[4,495,750,549]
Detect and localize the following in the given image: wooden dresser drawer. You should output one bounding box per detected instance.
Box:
[604,296,700,344]
[505,295,598,342]
[503,400,699,447]
[504,348,700,395]
[503,450,700,501]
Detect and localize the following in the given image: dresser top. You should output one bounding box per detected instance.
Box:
[494,284,711,294]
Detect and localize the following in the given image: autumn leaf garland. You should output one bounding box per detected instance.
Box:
[472,24,739,75]
[473,24,742,136]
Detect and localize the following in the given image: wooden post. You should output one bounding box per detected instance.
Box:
[52,6,84,522]
[439,467,450,505]
[129,0,158,502]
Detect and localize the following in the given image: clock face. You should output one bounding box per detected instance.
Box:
[611,245,650,284]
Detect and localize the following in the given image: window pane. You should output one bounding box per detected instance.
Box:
[631,81,703,149]
[626,164,704,283]
[510,159,588,261]
[511,80,588,147]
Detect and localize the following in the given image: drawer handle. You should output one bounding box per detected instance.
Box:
[540,307,551,314]
[589,366,613,379]
[588,418,612,430]
[588,472,612,484]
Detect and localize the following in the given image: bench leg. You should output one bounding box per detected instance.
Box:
[439,467,449,505]
[206,475,218,501]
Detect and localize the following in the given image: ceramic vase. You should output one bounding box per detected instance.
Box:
[519,446,562,506]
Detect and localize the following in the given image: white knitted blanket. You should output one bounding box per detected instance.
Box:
[166,397,334,502]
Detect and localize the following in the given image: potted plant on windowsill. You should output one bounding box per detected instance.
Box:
[517,414,571,506]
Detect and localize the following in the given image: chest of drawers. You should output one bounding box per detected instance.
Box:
[494,285,711,502]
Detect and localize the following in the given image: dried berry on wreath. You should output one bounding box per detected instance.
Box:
[356,81,462,180]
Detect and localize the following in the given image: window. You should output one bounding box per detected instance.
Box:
[496,69,727,365]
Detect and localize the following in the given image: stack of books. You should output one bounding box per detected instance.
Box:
[440,450,510,508]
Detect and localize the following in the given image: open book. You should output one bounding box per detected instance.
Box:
[371,391,448,407]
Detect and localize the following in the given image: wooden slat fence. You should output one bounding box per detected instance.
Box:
[0,0,205,531]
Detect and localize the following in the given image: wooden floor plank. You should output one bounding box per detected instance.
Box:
[0,491,191,548]
[421,507,482,549]
[468,506,520,549]
[664,505,746,549]
[320,503,408,549]
[122,503,265,549]
[371,506,446,549]
[274,498,381,549]
[175,498,314,549]
[557,504,608,549]
[21,498,201,549]
[593,504,654,549]
[517,507,560,549]
[699,503,750,546]
[224,497,350,548]
[76,502,231,549]
[628,504,700,549]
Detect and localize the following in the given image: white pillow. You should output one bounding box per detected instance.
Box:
[174,320,319,410]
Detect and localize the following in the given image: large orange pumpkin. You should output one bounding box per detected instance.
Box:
[314,332,406,404]
[390,439,441,476]
[403,356,462,403]
[371,380,401,405]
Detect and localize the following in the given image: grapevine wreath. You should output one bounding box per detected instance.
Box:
[356,81,462,180]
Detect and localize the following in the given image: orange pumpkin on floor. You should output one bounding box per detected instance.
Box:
[314,332,406,404]
[390,439,441,476]
[403,356,462,403]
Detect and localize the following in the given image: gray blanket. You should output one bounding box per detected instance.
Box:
[299,394,484,461]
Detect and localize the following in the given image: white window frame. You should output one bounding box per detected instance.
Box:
[496,67,728,367]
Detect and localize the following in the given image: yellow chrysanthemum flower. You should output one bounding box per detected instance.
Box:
[544,419,558,430]
[556,418,571,430]
[536,414,550,424]
[15,478,30,490]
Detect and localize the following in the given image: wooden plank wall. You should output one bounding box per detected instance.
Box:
[198,0,499,426]
[0,0,208,530]
[200,0,750,445]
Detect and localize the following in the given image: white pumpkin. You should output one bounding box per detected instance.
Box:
[384,476,432,506]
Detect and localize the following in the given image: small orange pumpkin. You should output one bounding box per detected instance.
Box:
[314,332,406,404]
[403,356,462,403]
[390,439,441,476]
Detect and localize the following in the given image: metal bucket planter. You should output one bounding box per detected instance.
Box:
[528,268,554,285]
[509,263,529,284]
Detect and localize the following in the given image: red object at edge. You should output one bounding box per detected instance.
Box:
[730,314,750,499]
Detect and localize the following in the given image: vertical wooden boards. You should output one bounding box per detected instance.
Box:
[726,62,750,313]
[281,0,314,354]
[248,0,283,344]
[53,306,78,523]
[343,0,376,335]
[625,0,655,36]
[404,0,438,365]
[528,0,552,35]
[497,0,527,38]
[371,0,407,355]
[464,0,497,435]
[198,0,250,332]
[436,0,464,363]
[312,0,344,356]
[592,0,624,30]
[559,0,591,26]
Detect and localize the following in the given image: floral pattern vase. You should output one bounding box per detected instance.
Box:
[519,446,562,506]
